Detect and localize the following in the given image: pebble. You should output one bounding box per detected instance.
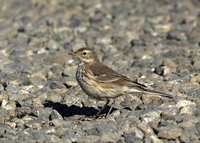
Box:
[76,135,100,143]
[157,126,183,139]
[160,106,179,120]
[0,108,10,123]
[6,84,20,94]
[46,92,63,103]
[179,127,199,143]
[176,100,196,108]
[51,119,65,126]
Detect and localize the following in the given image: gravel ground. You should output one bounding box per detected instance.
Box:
[0,0,200,142]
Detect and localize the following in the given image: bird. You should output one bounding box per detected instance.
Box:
[69,47,173,118]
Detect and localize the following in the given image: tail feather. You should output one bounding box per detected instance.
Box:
[144,88,173,98]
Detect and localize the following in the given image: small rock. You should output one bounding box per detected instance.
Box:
[120,100,140,111]
[5,122,16,128]
[87,121,121,142]
[6,84,20,94]
[141,111,160,127]
[24,119,43,130]
[0,94,8,101]
[154,66,164,76]
[44,134,61,142]
[133,128,144,139]
[50,110,63,120]
[16,119,25,127]
[190,74,200,87]
[195,122,200,136]
[153,23,172,36]
[63,66,77,77]
[160,120,177,127]
[142,94,162,104]
[31,130,46,140]
[8,93,28,101]
[124,132,143,143]
[161,58,177,75]
[176,100,196,108]
[180,104,196,115]
[149,134,163,143]
[167,30,187,41]
[178,117,199,129]
[30,76,47,86]
[137,123,154,136]
[75,135,100,143]
[2,101,16,117]
[51,119,66,126]
[65,81,77,87]
[46,92,62,103]
[192,54,200,69]
[32,98,44,108]
[157,126,183,139]
[1,132,19,140]
[47,81,66,90]
[179,127,199,143]
[160,106,179,119]
[17,107,32,118]
[130,39,145,46]
[32,107,52,119]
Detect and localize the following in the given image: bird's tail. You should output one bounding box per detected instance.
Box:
[143,88,173,98]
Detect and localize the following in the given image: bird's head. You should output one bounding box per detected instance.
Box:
[69,47,100,64]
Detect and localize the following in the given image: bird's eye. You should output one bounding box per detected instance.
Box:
[82,52,87,55]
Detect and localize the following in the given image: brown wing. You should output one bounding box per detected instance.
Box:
[88,64,147,88]
[88,63,173,98]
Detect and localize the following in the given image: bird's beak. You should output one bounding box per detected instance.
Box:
[68,52,77,56]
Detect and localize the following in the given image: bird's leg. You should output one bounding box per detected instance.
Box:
[95,100,110,117]
[105,99,115,118]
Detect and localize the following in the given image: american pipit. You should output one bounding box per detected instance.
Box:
[69,48,173,118]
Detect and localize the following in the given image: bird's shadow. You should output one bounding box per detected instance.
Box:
[43,101,117,118]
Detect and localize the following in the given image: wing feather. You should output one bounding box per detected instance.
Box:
[88,64,147,88]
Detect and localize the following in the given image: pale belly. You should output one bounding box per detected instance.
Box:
[76,71,122,100]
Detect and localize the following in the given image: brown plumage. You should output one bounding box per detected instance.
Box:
[69,47,173,118]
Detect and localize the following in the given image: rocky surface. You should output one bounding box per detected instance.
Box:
[0,0,200,142]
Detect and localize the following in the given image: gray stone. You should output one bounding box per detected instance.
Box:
[30,76,47,86]
[192,54,200,69]
[1,133,19,140]
[24,118,46,130]
[47,81,66,90]
[6,84,20,94]
[124,132,143,143]
[44,134,61,142]
[2,101,16,117]
[17,107,32,118]
[167,30,188,41]
[51,119,66,126]
[86,121,121,142]
[46,92,62,103]
[31,130,46,140]
[75,135,100,143]
[0,107,10,123]
[161,106,179,119]
[8,94,27,101]
[120,100,140,111]
[31,107,52,119]
[50,110,63,120]
[180,127,199,143]
[157,126,183,139]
